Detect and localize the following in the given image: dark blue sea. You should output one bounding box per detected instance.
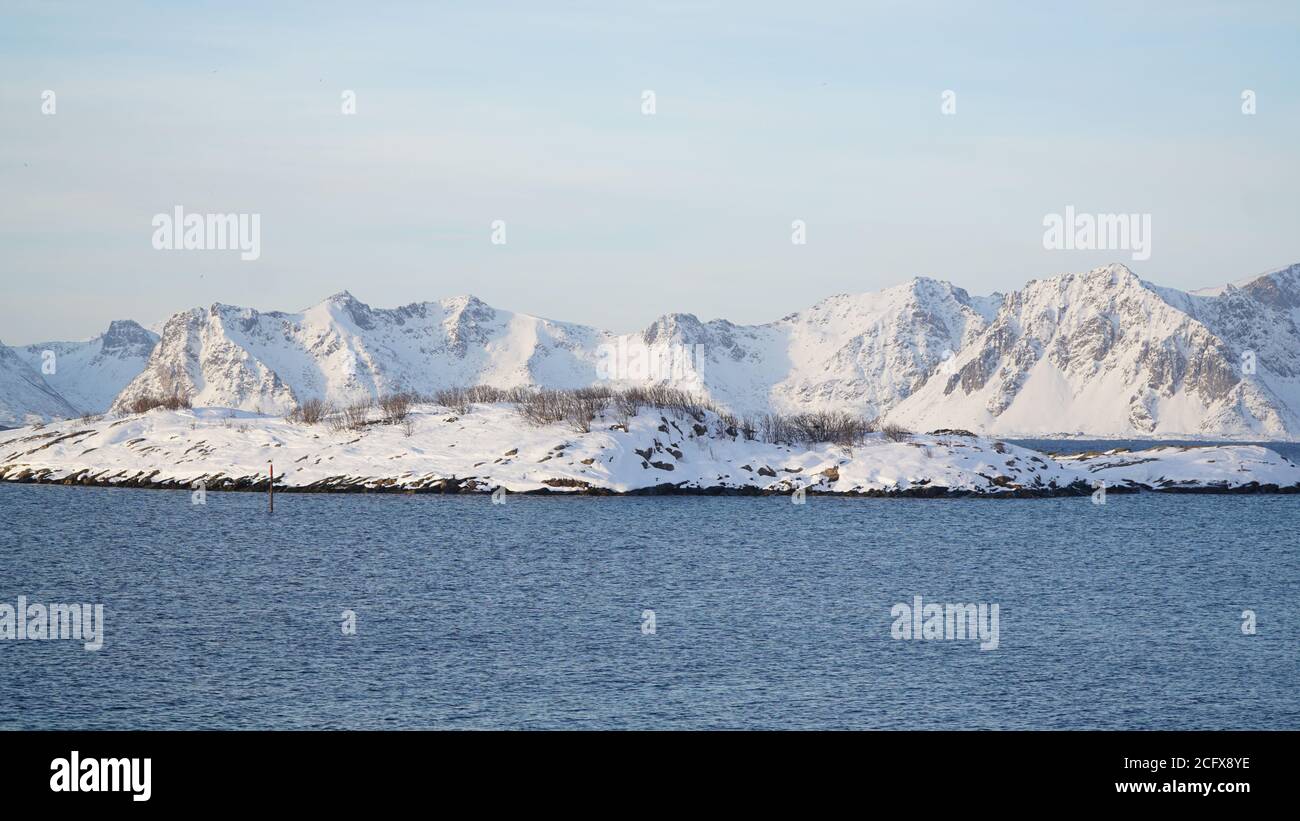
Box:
[2,455,1298,729]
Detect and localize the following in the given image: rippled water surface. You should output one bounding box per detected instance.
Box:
[1,480,1297,729]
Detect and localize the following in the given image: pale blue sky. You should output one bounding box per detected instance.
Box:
[2,0,1297,344]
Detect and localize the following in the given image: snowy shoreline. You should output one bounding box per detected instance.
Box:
[3,404,1300,498]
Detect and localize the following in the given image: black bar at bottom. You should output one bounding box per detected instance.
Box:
[3,730,1286,807]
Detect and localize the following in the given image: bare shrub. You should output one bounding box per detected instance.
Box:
[786,411,874,446]
[759,413,793,444]
[613,390,640,421]
[432,387,469,414]
[335,399,372,431]
[748,410,877,446]
[714,412,740,438]
[518,390,568,426]
[880,421,912,442]
[417,384,878,446]
[431,385,536,414]
[289,397,332,424]
[126,392,192,414]
[467,385,532,404]
[378,392,413,423]
[638,386,712,421]
[400,416,416,437]
[566,388,610,433]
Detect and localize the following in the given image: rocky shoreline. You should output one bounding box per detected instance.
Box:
[5,465,1299,498]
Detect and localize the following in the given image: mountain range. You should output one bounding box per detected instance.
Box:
[3,262,1299,438]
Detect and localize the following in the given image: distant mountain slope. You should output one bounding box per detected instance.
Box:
[110,279,991,419]
[624,277,994,417]
[110,292,613,414]
[13,320,158,415]
[1157,263,1300,434]
[0,343,79,427]
[888,264,1300,437]
[4,262,1299,437]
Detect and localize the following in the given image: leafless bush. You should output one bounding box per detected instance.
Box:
[758,413,793,444]
[631,386,714,421]
[470,385,533,404]
[420,384,876,445]
[518,389,568,426]
[400,416,416,437]
[126,392,192,414]
[330,399,372,431]
[612,390,640,421]
[754,410,876,446]
[514,388,611,432]
[431,385,534,414]
[880,420,912,442]
[432,387,470,414]
[289,397,332,424]
[378,392,413,423]
[787,411,875,446]
[566,388,610,433]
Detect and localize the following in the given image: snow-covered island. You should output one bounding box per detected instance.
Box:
[3,399,1298,497]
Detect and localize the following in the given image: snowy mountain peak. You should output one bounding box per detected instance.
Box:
[642,312,713,346]
[11,262,1300,437]
[99,319,157,356]
[1235,263,1300,309]
[441,293,488,309]
[0,319,161,423]
[890,262,1300,437]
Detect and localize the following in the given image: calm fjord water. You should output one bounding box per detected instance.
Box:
[1,480,1297,729]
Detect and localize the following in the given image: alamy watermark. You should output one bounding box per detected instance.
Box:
[891,595,999,650]
[50,751,150,801]
[1042,205,1151,261]
[0,596,104,650]
[595,339,704,384]
[1241,350,1256,375]
[152,206,261,261]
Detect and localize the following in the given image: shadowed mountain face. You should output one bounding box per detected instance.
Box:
[891,263,1300,437]
[6,264,1300,436]
[11,320,159,420]
[0,343,80,426]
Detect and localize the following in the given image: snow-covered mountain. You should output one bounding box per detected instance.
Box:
[11,320,159,418]
[111,292,612,414]
[1160,262,1300,434]
[889,263,1300,437]
[0,343,80,427]
[620,277,996,417]
[110,279,992,419]
[5,262,1300,437]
